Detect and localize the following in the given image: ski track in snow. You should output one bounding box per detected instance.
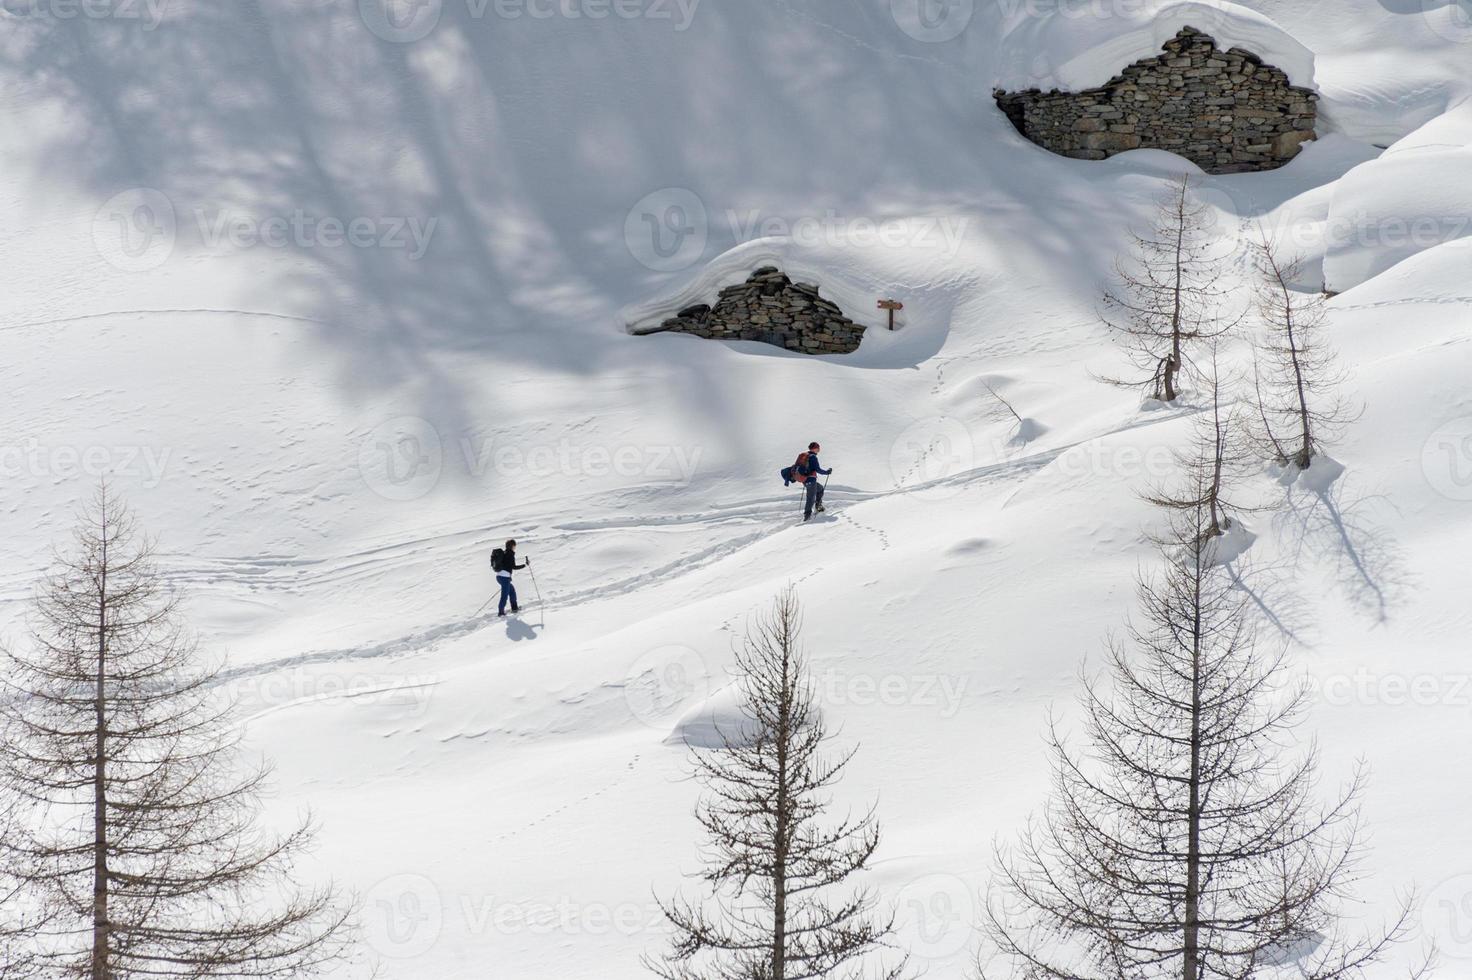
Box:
[199,409,1204,690]
[0,309,325,333]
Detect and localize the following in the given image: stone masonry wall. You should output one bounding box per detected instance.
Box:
[644,267,865,355]
[995,27,1317,174]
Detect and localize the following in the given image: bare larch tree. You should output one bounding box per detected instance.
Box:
[986,474,1421,980]
[1250,239,1356,469]
[1144,348,1255,539]
[0,485,350,978]
[0,794,39,980]
[649,589,907,980]
[1101,175,1237,403]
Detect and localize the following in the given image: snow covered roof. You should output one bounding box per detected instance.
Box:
[994,0,1316,92]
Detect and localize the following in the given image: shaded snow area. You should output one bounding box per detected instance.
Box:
[3,0,1472,978]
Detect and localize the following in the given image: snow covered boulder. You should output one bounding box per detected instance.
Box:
[995,11,1317,174]
[1322,100,1472,293]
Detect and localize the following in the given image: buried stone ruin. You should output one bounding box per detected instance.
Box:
[638,267,866,355]
[995,27,1318,174]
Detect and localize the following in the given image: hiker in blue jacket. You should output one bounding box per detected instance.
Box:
[799,441,832,521]
[491,539,527,616]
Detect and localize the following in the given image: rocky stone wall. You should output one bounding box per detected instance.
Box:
[994,27,1317,174]
[642,267,865,355]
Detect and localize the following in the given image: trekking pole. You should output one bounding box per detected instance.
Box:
[473,592,496,618]
[526,560,546,625]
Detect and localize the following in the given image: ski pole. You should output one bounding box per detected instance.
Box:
[473,592,496,617]
[526,559,545,624]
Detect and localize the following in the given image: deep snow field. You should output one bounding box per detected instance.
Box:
[2,0,1471,976]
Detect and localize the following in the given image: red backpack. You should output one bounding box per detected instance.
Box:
[791,452,810,481]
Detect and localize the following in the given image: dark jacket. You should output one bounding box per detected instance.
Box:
[495,549,526,574]
[800,453,832,483]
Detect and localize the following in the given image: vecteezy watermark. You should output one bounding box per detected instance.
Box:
[1422,0,1472,43]
[814,669,970,719]
[364,874,444,959]
[725,210,971,258]
[1422,416,1472,502]
[624,188,709,273]
[91,189,441,270]
[359,0,443,42]
[358,0,700,42]
[459,436,704,485]
[890,0,974,42]
[1053,441,1178,481]
[224,669,440,720]
[93,188,177,273]
[622,644,714,728]
[359,416,445,502]
[358,417,706,501]
[362,873,667,959]
[1306,668,1472,710]
[193,208,439,260]
[1,0,169,29]
[1260,208,1472,258]
[889,416,976,500]
[622,190,973,273]
[1423,874,1472,958]
[894,873,978,961]
[0,438,172,489]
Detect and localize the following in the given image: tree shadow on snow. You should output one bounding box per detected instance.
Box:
[1275,479,1410,627]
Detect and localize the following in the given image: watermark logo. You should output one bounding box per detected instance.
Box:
[889,416,975,499]
[1307,668,1472,709]
[360,416,444,502]
[193,208,439,260]
[815,669,970,719]
[1,0,169,29]
[1423,874,1472,958]
[891,0,974,42]
[725,209,970,258]
[360,0,443,42]
[481,0,701,29]
[895,873,977,961]
[625,188,708,273]
[459,436,703,484]
[364,873,444,959]
[1423,0,1472,43]
[1423,416,1472,501]
[93,188,176,273]
[226,670,440,720]
[622,644,713,728]
[0,438,171,489]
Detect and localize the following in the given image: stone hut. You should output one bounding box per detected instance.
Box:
[994,27,1317,174]
[637,267,865,355]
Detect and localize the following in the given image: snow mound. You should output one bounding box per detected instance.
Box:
[1330,237,1472,309]
[1271,454,1347,493]
[1206,518,1257,566]
[1324,104,1472,293]
[1382,97,1472,157]
[665,685,758,749]
[621,240,876,337]
[994,0,1316,92]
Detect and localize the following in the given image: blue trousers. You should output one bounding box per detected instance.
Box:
[497,575,518,614]
[804,480,825,519]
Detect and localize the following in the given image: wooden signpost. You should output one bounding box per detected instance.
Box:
[877,298,903,330]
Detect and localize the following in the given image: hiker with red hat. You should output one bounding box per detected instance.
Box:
[781,441,832,522]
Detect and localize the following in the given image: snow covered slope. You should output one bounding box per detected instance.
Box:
[3,0,1471,977]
